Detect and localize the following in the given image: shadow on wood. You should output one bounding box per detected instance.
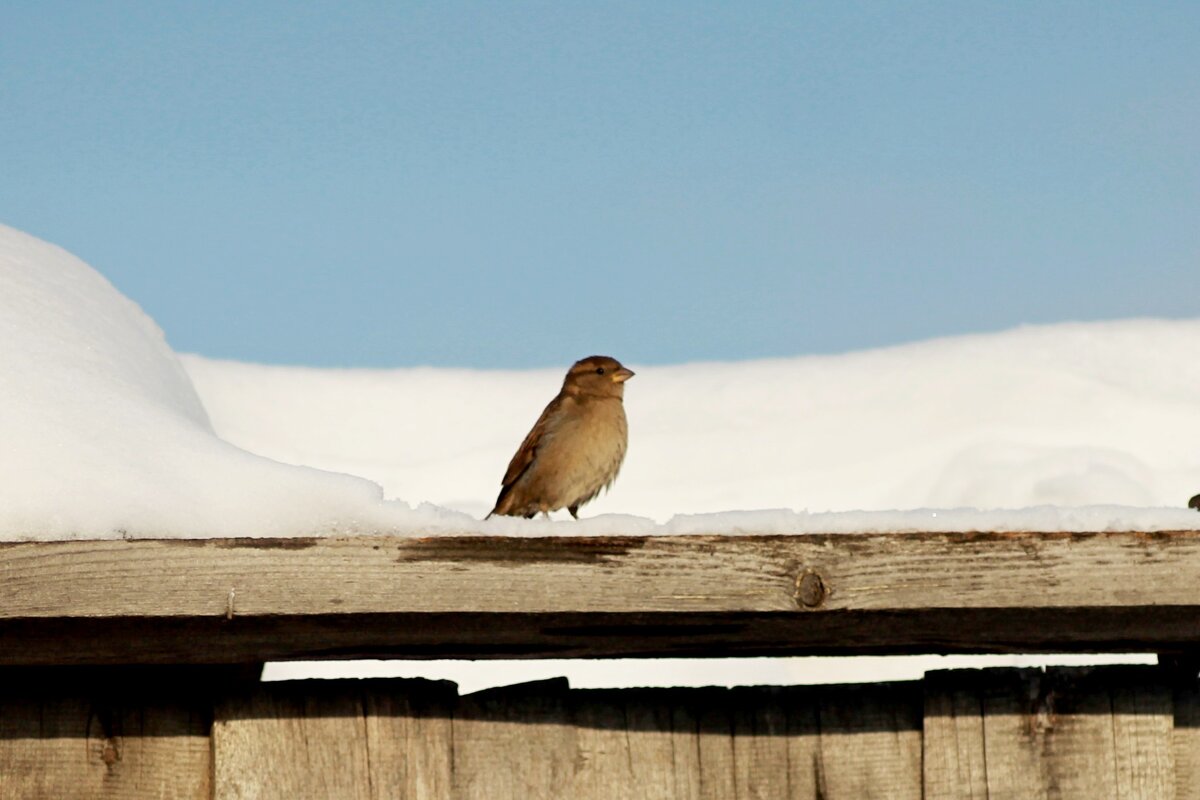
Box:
[2,664,1198,799]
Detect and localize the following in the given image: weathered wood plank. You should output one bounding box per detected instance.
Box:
[203,677,934,799]
[451,679,576,800]
[782,688,821,799]
[730,687,792,800]
[5,667,1184,797]
[693,690,738,799]
[1173,676,1200,800]
[213,682,372,799]
[925,667,1175,799]
[1111,681,1175,798]
[0,668,215,800]
[816,682,923,799]
[5,532,1200,662]
[619,694,684,799]
[666,697,706,797]
[212,678,459,800]
[361,679,457,798]
[566,688,725,799]
[567,692,642,798]
[923,675,988,799]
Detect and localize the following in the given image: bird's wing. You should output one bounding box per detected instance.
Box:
[499,395,562,489]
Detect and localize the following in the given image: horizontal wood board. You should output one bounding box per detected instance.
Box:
[2,532,1200,662]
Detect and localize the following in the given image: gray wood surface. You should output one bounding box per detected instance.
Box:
[1,665,1196,798]
[816,682,923,799]
[4,532,1200,663]
[1175,679,1200,800]
[924,667,1176,799]
[0,668,216,800]
[210,679,924,799]
[362,679,457,797]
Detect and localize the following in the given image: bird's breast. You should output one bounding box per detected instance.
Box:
[536,398,627,489]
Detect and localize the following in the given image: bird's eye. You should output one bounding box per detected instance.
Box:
[595,367,606,375]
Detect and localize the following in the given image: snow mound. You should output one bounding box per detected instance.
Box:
[2,222,1198,541]
[0,223,411,539]
[185,320,1200,528]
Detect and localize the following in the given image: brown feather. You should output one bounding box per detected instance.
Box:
[490,394,564,517]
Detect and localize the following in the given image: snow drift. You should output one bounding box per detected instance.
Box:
[184,323,1200,530]
[0,223,402,539]
[2,220,1198,543]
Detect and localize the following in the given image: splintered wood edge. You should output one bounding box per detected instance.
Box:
[0,531,1198,663]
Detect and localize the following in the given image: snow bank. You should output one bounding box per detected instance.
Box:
[0,223,409,539]
[3,221,1199,543]
[184,320,1200,531]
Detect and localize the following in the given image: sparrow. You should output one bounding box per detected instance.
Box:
[487,355,634,519]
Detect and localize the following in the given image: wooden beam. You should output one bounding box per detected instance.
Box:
[2,532,1200,664]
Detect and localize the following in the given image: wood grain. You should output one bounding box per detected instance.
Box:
[1174,678,1200,800]
[923,676,988,799]
[2,665,1192,797]
[209,678,924,799]
[924,667,1175,799]
[4,531,1200,662]
[0,668,218,800]
[816,682,923,799]
[213,682,374,799]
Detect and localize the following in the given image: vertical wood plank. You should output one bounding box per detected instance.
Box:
[694,689,737,800]
[926,667,1175,800]
[924,674,988,800]
[623,693,688,799]
[566,691,632,797]
[816,682,923,800]
[1110,680,1174,799]
[213,682,371,800]
[361,679,457,799]
[730,687,793,800]
[667,697,704,797]
[0,668,213,800]
[782,687,821,800]
[450,678,575,800]
[985,668,1127,798]
[1173,678,1200,800]
[567,688,708,799]
[973,670,1049,800]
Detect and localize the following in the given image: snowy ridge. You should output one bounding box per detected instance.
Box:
[2,222,1200,542]
[183,319,1200,532]
[0,222,395,539]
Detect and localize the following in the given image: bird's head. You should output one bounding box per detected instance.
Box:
[563,355,634,398]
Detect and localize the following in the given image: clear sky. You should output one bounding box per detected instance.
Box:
[2,2,1196,368]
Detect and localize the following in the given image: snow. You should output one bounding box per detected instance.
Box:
[0,223,399,539]
[5,219,1197,542]
[3,221,1198,687]
[183,320,1200,530]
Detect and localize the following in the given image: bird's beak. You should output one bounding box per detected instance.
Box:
[612,367,635,383]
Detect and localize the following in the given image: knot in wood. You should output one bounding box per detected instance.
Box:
[101,738,120,766]
[794,569,828,609]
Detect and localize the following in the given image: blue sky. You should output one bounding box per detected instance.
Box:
[3,2,1197,368]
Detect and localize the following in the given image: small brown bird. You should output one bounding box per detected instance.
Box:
[1190,494,1200,511]
[487,355,634,519]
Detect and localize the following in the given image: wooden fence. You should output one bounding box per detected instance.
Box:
[2,531,1200,797]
